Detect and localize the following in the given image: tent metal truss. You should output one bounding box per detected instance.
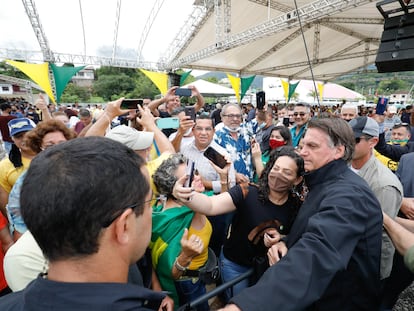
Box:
[164,0,377,70]
[159,1,214,66]
[136,0,166,62]
[111,0,122,61]
[1,0,390,81]
[21,0,54,62]
[214,0,231,42]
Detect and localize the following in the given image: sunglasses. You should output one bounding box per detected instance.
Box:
[355,136,372,144]
[293,112,306,117]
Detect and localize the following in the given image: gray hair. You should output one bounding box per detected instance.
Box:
[341,103,358,114]
[221,103,241,117]
[152,153,187,198]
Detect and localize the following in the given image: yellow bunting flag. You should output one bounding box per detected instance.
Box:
[6,60,56,103]
[140,69,168,95]
[281,79,289,103]
[317,82,324,102]
[226,73,241,103]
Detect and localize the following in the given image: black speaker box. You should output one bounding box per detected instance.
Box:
[168,73,181,87]
[375,12,414,73]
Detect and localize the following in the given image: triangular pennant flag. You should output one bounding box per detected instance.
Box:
[180,70,192,86]
[140,69,168,95]
[51,63,85,103]
[6,60,56,103]
[240,75,256,101]
[281,79,289,103]
[317,82,324,102]
[227,73,241,103]
[288,81,300,103]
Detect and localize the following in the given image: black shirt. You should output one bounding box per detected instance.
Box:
[223,185,300,266]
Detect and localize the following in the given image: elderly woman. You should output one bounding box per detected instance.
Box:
[6,120,76,240]
[151,154,212,310]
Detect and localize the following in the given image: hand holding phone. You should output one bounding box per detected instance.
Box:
[184,160,195,188]
[375,97,388,115]
[175,88,192,97]
[203,147,228,169]
[121,99,143,110]
[185,106,196,121]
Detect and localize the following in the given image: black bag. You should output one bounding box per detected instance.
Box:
[184,248,220,285]
[250,255,269,285]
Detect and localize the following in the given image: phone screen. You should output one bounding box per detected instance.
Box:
[375,97,388,115]
[203,147,227,169]
[121,99,143,110]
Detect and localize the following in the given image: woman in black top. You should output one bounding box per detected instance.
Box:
[173,146,305,301]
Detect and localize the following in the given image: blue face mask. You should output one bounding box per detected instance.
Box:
[257,123,265,131]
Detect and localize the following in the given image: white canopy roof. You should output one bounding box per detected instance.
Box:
[182,79,235,97]
[162,0,410,81]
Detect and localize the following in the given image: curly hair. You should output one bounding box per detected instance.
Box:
[257,146,305,203]
[25,120,77,154]
[152,153,187,199]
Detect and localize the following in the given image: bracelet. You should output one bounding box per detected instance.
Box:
[174,257,190,272]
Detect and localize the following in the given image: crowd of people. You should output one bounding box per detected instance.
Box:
[0,89,413,311]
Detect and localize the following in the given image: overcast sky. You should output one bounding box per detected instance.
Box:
[0,0,203,71]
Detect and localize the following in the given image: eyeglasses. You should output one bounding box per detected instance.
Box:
[293,112,307,117]
[102,197,156,228]
[223,114,242,119]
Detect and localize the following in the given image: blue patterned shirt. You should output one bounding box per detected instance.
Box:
[214,122,256,180]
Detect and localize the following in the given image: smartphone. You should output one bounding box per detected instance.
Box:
[256,91,266,110]
[156,117,180,129]
[185,106,196,121]
[184,160,195,188]
[121,99,143,110]
[375,97,388,115]
[203,146,227,169]
[283,117,290,127]
[175,88,192,97]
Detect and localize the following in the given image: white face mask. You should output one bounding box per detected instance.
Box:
[224,125,240,133]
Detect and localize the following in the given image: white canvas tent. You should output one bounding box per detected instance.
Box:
[182,79,235,97]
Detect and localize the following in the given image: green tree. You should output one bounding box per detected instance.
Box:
[0,61,29,79]
[129,70,160,99]
[60,83,91,103]
[95,66,137,78]
[378,79,409,92]
[205,77,218,84]
[93,73,135,101]
[339,82,356,90]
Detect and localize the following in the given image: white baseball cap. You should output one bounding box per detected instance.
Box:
[105,125,154,150]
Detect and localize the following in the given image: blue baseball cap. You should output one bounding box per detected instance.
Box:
[8,118,35,137]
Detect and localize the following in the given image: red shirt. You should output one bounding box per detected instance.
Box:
[0,213,8,290]
[0,115,16,143]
